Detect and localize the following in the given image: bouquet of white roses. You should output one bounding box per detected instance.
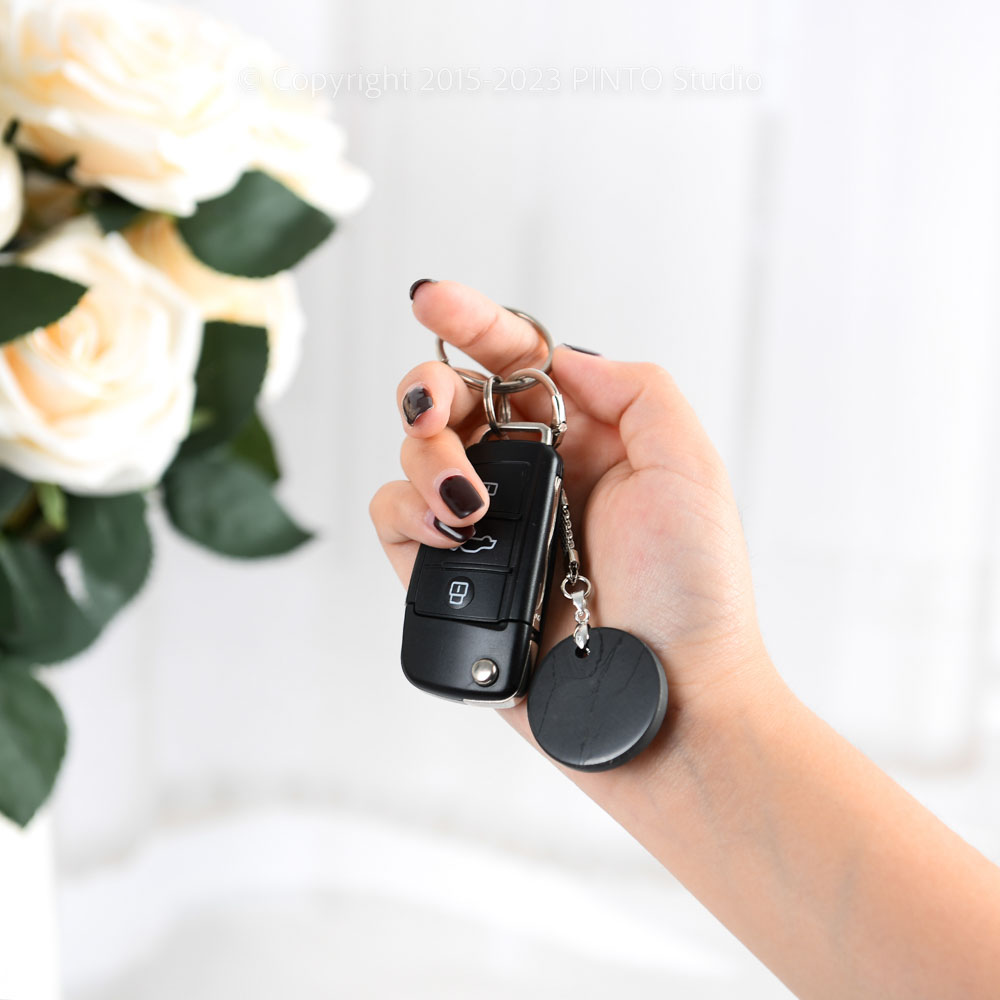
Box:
[0,0,369,825]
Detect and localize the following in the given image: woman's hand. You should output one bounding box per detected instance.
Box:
[370,280,774,741]
[370,281,1000,999]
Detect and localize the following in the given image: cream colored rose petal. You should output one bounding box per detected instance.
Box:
[0,138,23,246]
[0,0,253,215]
[0,216,203,493]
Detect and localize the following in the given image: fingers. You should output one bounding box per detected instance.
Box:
[400,428,490,526]
[396,360,482,439]
[411,280,550,379]
[551,348,719,476]
[369,480,478,584]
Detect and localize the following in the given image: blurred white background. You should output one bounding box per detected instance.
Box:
[16,0,1000,996]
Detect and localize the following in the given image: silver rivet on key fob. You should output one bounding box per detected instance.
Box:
[471,658,499,686]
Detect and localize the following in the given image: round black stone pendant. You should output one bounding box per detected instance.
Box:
[527,627,668,772]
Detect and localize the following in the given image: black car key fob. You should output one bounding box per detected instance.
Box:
[401,436,563,705]
[398,353,668,773]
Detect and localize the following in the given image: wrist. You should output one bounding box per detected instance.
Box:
[660,627,787,728]
[591,631,794,812]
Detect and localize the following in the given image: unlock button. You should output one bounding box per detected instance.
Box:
[445,577,474,609]
[414,568,507,622]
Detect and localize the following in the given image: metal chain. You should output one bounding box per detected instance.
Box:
[557,489,593,651]
[558,490,580,585]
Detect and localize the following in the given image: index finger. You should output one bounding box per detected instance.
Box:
[410,280,550,379]
[397,359,484,440]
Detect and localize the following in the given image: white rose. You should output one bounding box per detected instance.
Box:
[0,0,253,215]
[248,78,371,219]
[0,136,22,246]
[125,213,304,400]
[0,217,203,493]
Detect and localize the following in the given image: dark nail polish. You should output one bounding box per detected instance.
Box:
[433,518,475,544]
[409,278,437,300]
[439,475,484,518]
[402,384,434,425]
[562,343,602,356]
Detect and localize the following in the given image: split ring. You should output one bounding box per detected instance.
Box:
[436,307,554,394]
[482,375,512,434]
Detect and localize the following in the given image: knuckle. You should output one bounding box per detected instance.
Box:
[399,435,420,469]
[368,484,389,523]
[634,362,677,400]
[461,304,505,352]
[637,361,673,387]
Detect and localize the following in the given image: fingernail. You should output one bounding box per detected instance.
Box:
[409,278,437,300]
[433,518,475,544]
[402,384,434,425]
[562,343,602,356]
[439,475,484,518]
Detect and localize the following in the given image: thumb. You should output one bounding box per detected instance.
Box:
[552,348,715,474]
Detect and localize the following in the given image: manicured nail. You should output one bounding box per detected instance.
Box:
[402,384,434,425]
[562,343,602,356]
[439,475,484,518]
[409,278,437,300]
[433,518,475,544]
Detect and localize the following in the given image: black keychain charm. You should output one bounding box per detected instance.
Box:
[527,628,667,772]
[526,488,668,770]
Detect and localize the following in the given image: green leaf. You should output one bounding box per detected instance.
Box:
[87,191,143,233]
[230,411,280,483]
[180,321,268,456]
[0,653,35,672]
[65,493,152,623]
[0,537,98,664]
[164,449,311,558]
[177,170,334,278]
[0,668,67,826]
[35,483,66,532]
[0,266,88,345]
[188,407,214,434]
[0,470,30,523]
[16,150,77,182]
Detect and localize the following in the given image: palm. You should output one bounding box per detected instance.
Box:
[476,382,754,704]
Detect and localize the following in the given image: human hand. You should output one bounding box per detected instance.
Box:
[373,282,1000,996]
[371,280,774,754]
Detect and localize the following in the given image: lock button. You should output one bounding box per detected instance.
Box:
[472,462,529,516]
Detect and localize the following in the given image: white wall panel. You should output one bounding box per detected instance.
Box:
[36,1,1000,996]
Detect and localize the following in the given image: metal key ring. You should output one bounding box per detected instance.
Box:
[436,307,554,394]
[482,374,512,433]
[561,575,593,600]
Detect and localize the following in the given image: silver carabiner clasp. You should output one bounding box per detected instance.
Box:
[561,575,593,651]
[482,367,567,447]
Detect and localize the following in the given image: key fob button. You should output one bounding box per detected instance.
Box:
[444,517,516,569]
[472,462,529,515]
[445,576,474,609]
[414,568,507,622]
